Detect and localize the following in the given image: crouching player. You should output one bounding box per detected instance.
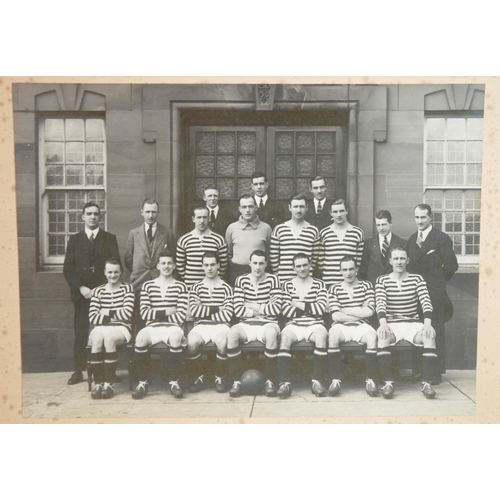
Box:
[186,251,233,393]
[132,250,188,399]
[327,256,378,397]
[277,253,328,398]
[227,250,282,397]
[376,246,438,399]
[88,259,135,399]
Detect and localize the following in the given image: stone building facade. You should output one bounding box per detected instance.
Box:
[14,83,483,369]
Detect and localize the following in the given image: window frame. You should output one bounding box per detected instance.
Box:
[423,112,483,267]
[37,113,107,269]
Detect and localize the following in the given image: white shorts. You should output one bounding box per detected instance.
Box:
[329,323,376,344]
[237,322,280,343]
[89,325,131,343]
[282,323,327,342]
[388,322,424,345]
[138,325,186,347]
[189,324,230,343]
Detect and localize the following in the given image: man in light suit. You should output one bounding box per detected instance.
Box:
[407,204,458,378]
[124,198,176,330]
[203,187,236,237]
[305,176,333,232]
[63,202,121,385]
[359,210,407,286]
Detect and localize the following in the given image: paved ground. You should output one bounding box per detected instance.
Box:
[22,369,476,420]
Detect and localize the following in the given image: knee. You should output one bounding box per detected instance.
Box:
[169,329,184,348]
[280,331,294,349]
[135,330,149,348]
[314,330,327,348]
[328,330,340,347]
[227,328,240,347]
[365,331,377,348]
[89,331,104,351]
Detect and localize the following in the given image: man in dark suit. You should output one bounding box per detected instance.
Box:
[203,187,235,237]
[359,210,407,286]
[63,202,121,385]
[124,198,176,330]
[251,171,286,230]
[305,176,333,231]
[407,203,458,377]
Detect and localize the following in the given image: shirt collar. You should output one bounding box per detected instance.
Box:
[238,215,261,229]
[144,221,157,232]
[255,194,268,206]
[378,232,392,245]
[85,227,100,238]
[207,205,219,216]
[420,225,433,240]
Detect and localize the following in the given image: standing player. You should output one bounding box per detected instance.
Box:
[132,250,188,399]
[251,171,286,229]
[225,194,272,286]
[185,252,233,393]
[63,202,121,385]
[277,253,329,399]
[88,259,135,399]
[407,204,458,379]
[203,187,235,237]
[269,194,321,284]
[375,246,438,399]
[227,250,282,398]
[176,206,228,287]
[327,256,378,397]
[319,199,364,286]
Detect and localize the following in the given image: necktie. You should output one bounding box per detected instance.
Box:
[381,235,389,258]
[89,233,95,244]
[259,198,264,209]
[317,201,322,215]
[147,224,153,242]
[417,231,424,247]
[210,210,216,227]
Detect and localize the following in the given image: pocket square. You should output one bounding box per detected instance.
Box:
[427,249,435,254]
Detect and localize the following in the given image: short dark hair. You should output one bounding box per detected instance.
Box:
[142,198,159,210]
[157,249,176,262]
[375,210,392,223]
[202,251,219,264]
[249,249,267,261]
[339,255,357,269]
[289,193,308,204]
[390,246,407,257]
[293,252,310,265]
[239,194,256,205]
[310,176,327,187]
[330,198,347,211]
[82,202,100,214]
[192,206,209,217]
[251,171,268,183]
[415,203,432,216]
[104,258,122,272]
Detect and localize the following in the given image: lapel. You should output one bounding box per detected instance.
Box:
[136,225,150,256]
[413,228,435,262]
[152,224,168,256]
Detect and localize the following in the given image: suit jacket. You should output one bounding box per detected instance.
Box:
[209,205,237,237]
[359,233,407,286]
[407,227,458,300]
[256,199,286,229]
[63,229,121,303]
[304,198,333,232]
[124,223,176,292]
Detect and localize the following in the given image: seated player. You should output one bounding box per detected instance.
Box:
[277,253,328,398]
[88,259,135,399]
[186,251,233,393]
[327,256,378,397]
[375,246,438,400]
[132,250,188,399]
[227,250,282,398]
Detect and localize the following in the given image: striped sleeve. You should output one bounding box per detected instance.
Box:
[281,281,295,319]
[362,281,375,312]
[211,283,233,324]
[89,286,105,325]
[310,227,321,271]
[233,276,252,319]
[189,282,212,320]
[375,276,388,320]
[167,283,188,325]
[217,236,229,278]
[259,275,282,317]
[112,283,135,322]
[328,284,341,313]
[416,275,433,319]
[269,226,280,274]
[310,282,327,316]
[175,237,187,279]
[89,283,134,328]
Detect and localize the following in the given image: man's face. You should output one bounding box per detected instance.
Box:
[330,203,348,225]
[238,197,257,221]
[192,208,209,232]
[104,263,122,284]
[414,208,432,232]
[82,206,100,230]
[293,258,311,279]
[249,255,267,277]
[141,203,159,226]
[389,249,409,273]
[251,176,268,198]
[203,189,219,209]
[202,256,220,279]
[376,218,392,237]
[310,179,327,201]
[289,199,308,221]
[340,260,357,283]
[157,256,175,277]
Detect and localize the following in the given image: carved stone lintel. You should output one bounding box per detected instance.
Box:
[255,84,276,110]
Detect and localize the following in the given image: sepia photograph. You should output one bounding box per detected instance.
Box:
[8,80,483,421]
